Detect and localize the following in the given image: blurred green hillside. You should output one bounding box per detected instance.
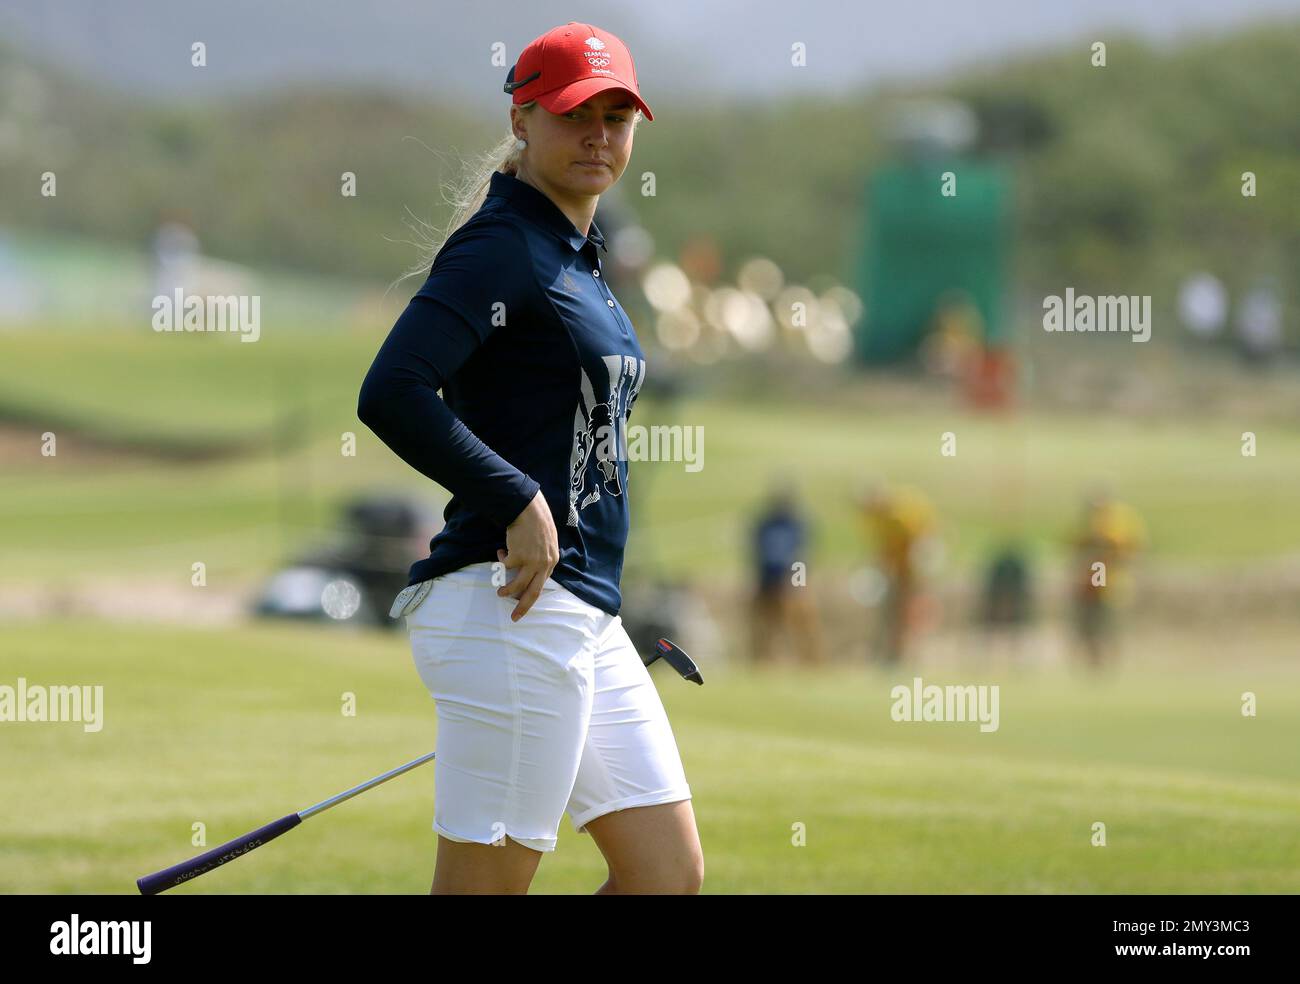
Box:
[1,20,1298,307]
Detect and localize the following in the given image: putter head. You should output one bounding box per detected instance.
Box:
[643,637,704,685]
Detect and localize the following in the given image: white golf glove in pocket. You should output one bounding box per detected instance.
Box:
[389,579,434,619]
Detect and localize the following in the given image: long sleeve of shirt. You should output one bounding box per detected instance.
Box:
[356,223,541,530]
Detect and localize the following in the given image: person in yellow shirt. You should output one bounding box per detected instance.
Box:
[1069,488,1147,670]
[857,483,938,665]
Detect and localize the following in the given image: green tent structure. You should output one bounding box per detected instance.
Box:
[857,160,1011,365]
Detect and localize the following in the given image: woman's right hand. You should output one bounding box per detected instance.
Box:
[496,490,559,622]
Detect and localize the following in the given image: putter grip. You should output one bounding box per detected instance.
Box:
[137,813,303,895]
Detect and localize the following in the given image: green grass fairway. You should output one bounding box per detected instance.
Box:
[4,328,1300,586]
[4,323,1299,893]
[3,619,1297,893]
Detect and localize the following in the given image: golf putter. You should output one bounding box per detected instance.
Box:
[136,750,437,894]
[644,637,704,685]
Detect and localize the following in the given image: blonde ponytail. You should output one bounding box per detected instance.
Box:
[386,102,538,295]
[387,101,643,295]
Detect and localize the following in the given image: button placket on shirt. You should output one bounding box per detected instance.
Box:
[590,259,629,337]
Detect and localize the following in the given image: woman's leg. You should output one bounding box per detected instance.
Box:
[563,615,701,894]
[430,835,544,895]
[586,800,703,894]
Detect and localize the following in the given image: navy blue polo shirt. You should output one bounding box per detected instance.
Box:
[357,169,647,616]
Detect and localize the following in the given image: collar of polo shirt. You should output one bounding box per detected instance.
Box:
[488,170,608,254]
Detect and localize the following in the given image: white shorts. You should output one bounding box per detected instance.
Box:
[404,562,692,852]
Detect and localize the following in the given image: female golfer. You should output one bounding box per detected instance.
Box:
[357,22,701,894]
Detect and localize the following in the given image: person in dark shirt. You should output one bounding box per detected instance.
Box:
[749,481,827,667]
[356,23,700,895]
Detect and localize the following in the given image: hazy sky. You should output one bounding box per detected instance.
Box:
[4,0,1299,108]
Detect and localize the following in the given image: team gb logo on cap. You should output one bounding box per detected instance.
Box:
[584,37,611,70]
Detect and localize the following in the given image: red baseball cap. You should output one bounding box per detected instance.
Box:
[504,22,654,121]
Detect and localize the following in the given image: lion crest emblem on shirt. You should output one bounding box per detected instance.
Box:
[568,355,645,526]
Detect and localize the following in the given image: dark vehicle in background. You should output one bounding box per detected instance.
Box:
[253,493,440,631]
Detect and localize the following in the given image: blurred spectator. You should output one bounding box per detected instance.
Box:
[921,289,983,380]
[748,480,826,667]
[964,344,1017,410]
[979,541,1035,665]
[921,291,1016,409]
[1178,272,1228,340]
[1068,488,1147,670]
[1234,277,1283,367]
[151,212,199,303]
[857,483,939,665]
